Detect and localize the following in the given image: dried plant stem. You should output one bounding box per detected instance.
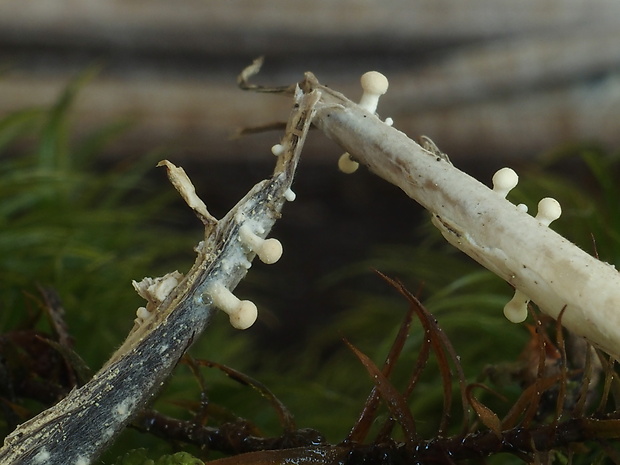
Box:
[301,72,620,360]
[0,89,319,465]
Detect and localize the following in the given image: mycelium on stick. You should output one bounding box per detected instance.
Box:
[298,70,620,360]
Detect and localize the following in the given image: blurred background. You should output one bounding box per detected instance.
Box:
[1,0,620,351]
[3,1,620,458]
[2,0,620,161]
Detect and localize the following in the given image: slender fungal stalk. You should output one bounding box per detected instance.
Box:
[300,72,620,359]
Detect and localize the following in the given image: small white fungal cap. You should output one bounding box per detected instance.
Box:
[535,197,562,226]
[492,167,519,198]
[228,301,258,330]
[239,224,283,264]
[358,71,389,113]
[284,188,296,202]
[208,282,258,329]
[135,306,151,323]
[271,144,285,156]
[503,289,530,323]
[338,153,360,174]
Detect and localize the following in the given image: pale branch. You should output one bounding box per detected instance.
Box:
[297,71,620,360]
[0,88,320,465]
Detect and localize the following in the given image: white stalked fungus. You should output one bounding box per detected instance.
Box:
[358,71,389,114]
[492,167,519,198]
[337,71,389,174]
[284,188,296,202]
[135,306,151,324]
[207,282,258,329]
[503,289,530,323]
[338,153,360,174]
[239,224,283,264]
[271,144,285,156]
[535,197,562,226]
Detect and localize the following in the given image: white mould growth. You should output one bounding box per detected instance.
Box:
[115,399,133,418]
[33,449,50,464]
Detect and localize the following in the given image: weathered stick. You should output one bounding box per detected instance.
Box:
[0,88,319,465]
[299,72,620,360]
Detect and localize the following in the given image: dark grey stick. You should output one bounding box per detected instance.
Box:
[0,89,320,465]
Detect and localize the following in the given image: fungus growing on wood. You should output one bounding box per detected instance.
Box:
[492,167,519,198]
[338,71,390,175]
[271,144,285,156]
[338,153,361,174]
[358,71,389,114]
[503,289,530,323]
[535,197,562,226]
[239,224,283,264]
[207,282,258,330]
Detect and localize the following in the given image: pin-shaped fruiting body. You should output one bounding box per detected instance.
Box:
[358,71,389,114]
[504,289,530,323]
[497,201,559,325]
[271,144,285,156]
[207,282,258,329]
[492,167,519,198]
[284,188,296,202]
[135,306,151,324]
[492,170,562,324]
[239,223,283,264]
[338,153,360,174]
[536,197,562,226]
[338,71,391,174]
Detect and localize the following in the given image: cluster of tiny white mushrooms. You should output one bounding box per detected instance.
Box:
[3,60,620,465]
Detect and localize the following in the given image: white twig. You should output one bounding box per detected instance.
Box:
[301,71,620,359]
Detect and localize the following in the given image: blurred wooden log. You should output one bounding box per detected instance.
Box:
[0,0,619,162]
[1,0,618,51]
